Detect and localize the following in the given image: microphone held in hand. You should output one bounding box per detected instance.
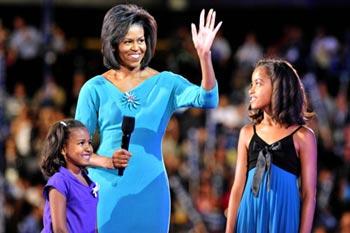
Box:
[118,116,135,176]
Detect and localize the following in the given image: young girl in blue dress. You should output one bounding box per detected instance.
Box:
[40,119,99,233]
[225,58,317,233]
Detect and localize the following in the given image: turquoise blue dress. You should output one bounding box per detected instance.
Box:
[235,125,302,233]
[75,71,218,233]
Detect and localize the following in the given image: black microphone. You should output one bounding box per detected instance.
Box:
[118,116,135,176]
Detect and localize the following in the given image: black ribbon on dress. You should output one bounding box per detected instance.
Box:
[251,141,282,197]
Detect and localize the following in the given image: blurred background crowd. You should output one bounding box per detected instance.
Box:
[1,0,350,232]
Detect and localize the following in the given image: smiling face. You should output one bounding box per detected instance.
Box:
[117,24,146,70]
[61,127,93,173]
[249,67,273,111]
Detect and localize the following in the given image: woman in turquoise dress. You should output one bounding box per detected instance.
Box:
[225,59,317,233]
[75,4,222,233]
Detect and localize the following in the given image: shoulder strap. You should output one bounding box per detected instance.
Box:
[290,125,303,136]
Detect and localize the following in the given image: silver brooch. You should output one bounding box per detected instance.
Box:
[121,91,140,110]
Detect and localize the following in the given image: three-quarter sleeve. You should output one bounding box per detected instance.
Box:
[75,81,99,136]
[172,73,219,109]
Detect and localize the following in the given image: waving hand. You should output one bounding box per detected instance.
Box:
[191,9,222,57]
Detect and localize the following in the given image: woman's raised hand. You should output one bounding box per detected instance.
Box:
[191,9,222,57]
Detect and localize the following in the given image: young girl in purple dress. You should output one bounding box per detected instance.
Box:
[40,119,99,233]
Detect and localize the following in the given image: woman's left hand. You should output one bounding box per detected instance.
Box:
[112,149,131,169]
[191,9,222,57]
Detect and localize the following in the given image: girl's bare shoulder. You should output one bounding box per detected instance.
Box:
[239,123,255,144]
[294,125,316,144]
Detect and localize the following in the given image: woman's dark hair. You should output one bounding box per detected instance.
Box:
[40,119,87,177]
[101,4,157,70]
[248,58,314,126]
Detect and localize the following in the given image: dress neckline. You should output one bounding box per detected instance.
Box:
[59,166,93,188]
[101,71,163,94]
[253,125,302,146]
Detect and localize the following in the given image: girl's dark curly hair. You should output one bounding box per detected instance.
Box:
[40,119,87,178]
[101,4,157,70]
[248,58,314,126]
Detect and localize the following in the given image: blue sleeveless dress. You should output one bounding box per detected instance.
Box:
[235,125,302,233]
[75,71,218,233]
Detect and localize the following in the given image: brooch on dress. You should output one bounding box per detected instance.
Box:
[91,183,99,198]
[121,91,140,110]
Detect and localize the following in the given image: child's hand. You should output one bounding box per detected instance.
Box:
[112,149,131,169]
